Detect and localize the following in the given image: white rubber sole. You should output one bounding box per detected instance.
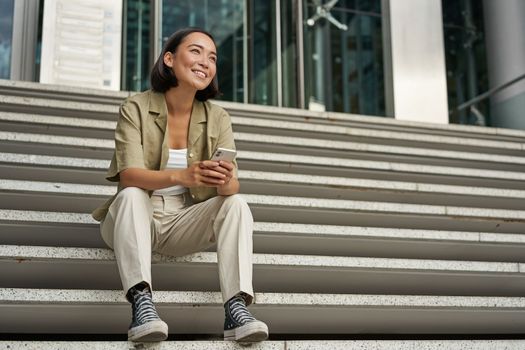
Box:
[128,320,168,342]
[224,320,269,343]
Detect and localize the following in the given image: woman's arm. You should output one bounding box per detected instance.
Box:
[120,160,229,190]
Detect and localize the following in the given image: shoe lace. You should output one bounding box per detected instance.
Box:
[130,284,160,325]
[227,295,255,326]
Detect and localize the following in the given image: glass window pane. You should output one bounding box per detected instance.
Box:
[303,0,385,116]
[0,0,15,79]
[281,0,298,108]
[248,0,278,106]
[442,0,489,126]
[123,0,151,92]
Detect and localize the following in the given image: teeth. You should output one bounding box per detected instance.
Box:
[193,70,206,78]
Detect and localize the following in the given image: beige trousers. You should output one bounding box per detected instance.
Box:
[100,187,254,304]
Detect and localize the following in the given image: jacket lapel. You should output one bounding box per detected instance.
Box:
[188,100,207,149]
[149,91,167,133]
[148,91,169,169]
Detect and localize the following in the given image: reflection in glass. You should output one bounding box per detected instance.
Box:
[303,0,385,116]
[280,0,298,108]
[442,0,489,126]
[123,0,151,92]
[248,1,278,106]
[0,0,15,79]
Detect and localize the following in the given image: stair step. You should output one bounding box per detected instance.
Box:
[4,78,525,143]
[4,180,525,232]
[3,179,525,220]
[2,245,524,295]
[0,94,118,120]
[2,210,525,261]
[1,288,524,334]
[4,150,525,190]
[2,340,525,350]
[3,110,525,155]
[2,129,525,170]
[4,151,525,198]
[3,153,525,209]
[0,78,130,103]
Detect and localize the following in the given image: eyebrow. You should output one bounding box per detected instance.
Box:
[188,43,217,56]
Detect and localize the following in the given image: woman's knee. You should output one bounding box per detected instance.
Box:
[222,194,247,209]
[116,186,149,202]
[110,187,152,216]
[222,194,252,218]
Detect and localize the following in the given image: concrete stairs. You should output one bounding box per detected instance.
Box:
[0,79,524,348]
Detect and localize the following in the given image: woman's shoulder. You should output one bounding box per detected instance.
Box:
[122,89,156,107]
[202,100,229,118]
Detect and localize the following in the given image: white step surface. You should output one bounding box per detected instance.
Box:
[2,340,525,350]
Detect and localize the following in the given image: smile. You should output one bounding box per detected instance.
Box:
[192,70,207,79]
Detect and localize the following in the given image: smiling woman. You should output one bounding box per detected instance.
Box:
[92,27,268,343]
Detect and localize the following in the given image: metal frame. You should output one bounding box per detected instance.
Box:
[243,0,249,103]
[151,0,162,61]
[10,0,40,81]
[275,0,283,107]
[295,0,305,109]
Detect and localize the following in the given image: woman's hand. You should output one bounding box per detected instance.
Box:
[119,161,239,194]
[200,160,240,195]
[174,160,229,187]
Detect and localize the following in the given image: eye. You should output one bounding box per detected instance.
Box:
[209,56,217,63]
[191,48,200,54]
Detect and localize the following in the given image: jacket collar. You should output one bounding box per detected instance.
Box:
[149,90,207,133]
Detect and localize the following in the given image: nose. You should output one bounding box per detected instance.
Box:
[198,56,209,68]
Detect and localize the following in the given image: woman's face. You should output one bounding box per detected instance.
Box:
[164,32,217,91]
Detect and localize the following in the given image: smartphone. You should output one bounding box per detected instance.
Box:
[211,147,237,162]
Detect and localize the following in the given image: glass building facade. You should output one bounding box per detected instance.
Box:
[4,0,525,129]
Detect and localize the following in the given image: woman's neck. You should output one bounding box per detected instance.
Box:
[164,86,196,116]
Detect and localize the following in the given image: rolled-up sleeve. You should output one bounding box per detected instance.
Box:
[106,101,146,182]
[216,110,238,178]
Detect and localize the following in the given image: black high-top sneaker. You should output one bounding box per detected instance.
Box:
[127,282,168,342]
[224,293,268,342]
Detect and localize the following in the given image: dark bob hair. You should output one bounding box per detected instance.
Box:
[150,27,220,101]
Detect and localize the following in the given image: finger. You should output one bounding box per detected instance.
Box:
[201,160,220,168]
[218,161,234,171]
[201,168,226,179]
[200,176,225,185]
[209,165,230,176]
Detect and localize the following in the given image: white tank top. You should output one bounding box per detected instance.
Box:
[152,148,188,196]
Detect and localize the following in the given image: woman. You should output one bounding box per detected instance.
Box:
[92,27,268,343]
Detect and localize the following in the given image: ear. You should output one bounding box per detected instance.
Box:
[163,52,173,68]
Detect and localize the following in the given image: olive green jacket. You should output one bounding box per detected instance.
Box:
[91,90,237,222]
